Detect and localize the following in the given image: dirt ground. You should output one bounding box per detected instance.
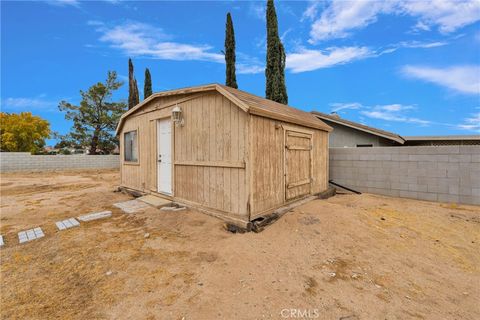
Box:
[1,169,479,320]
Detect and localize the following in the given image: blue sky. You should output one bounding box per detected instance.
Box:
[1,0,479,145]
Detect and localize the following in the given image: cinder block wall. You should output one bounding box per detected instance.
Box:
[0,152,120,172]
[329,146,480,206]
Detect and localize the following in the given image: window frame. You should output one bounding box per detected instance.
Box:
[123,129,139,164]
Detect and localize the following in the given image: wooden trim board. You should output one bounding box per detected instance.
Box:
[174,160,245,168]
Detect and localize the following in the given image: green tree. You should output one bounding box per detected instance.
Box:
[58,71,127,155]
[128,58,139,109]
[144,68,153,99]
[265,0,288,104]
[224,12,238,89]
[55,139,72,149]
[58,148,72,155]
[54,137,81,150]
[0,112,50,153]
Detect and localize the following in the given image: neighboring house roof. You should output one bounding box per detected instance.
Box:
[311,111,405,144]
[404,135,480,141]
[116,84,332,135]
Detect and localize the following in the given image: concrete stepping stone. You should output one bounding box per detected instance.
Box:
[0,235,4,247]
[113,199,150,214]
[137,195,171,208]
[56,218,80,231]
[18,227,44,244]
[77,210,112,222]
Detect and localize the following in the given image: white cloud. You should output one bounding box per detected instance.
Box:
[412,21,431,32]
[287,46,374,73]
[308,1,395,43]
[402,65,480,94]
[378,104,414,112]
[289,11,451,73]
[301,1,321,22]
[361,110,430,125]
[281,28,292,43]
[249,2,266,21]
[235,52,264,74]
[91,21,265,73]
[330,102,362,112]
[45,0,80,7]
[306,0,480,43]
[361,105,430,125]
[401,0,480,33]
[328,102,430,125]
[92,21,223,63]
[1,97,57,111]
[377,40,448,55]
[457,112,480,132]
[46,0,121,6]
[397,40,448,48]
[237,64,264,75]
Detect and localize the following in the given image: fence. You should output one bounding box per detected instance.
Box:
[329,146,480,206]
[0,152,120,172]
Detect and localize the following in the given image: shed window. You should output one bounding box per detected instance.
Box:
[124,130,138,162]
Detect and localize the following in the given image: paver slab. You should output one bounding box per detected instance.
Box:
[114,200,150,214]
[69,218,80,226]
[137,195,171,208]
[56,221,66,230]
[56,218,80,231]
[18,227,44,243]
[34,228,44,238]
[77,211,112,222]
[18,231,28,243]
[26,230,35,240]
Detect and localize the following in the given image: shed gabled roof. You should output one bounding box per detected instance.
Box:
[116,84,332,134]
[311,111,405,144]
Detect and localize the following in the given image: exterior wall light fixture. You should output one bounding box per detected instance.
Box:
[172,105,184,127]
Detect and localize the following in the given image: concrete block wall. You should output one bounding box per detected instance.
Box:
[329,146,480,206]
[0,152,120,172]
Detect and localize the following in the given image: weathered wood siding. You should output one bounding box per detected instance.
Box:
[120,90,329,224]
[120,94,185,192]
[250,115,329,216]
[174,92,249,219]
[120,91,249,222]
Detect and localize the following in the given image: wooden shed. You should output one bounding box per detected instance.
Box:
[116,84,332,227]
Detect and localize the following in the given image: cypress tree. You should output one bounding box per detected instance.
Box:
[128,58,139,109]
[144,68,152,99]
[265,0,288,104]
[224,12,238,89]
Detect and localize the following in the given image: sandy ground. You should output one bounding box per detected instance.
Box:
[0,170,479,320]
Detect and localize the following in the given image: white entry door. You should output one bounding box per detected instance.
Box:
[157,118,172,195]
